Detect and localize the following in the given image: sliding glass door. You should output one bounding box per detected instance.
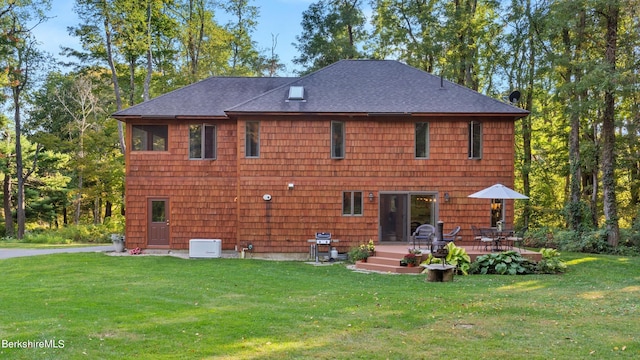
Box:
[379,192,437,243]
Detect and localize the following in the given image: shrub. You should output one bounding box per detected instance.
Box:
[347,247,367,263]
[526,227,556,248]
[22,220,124,244]
[554,230,583,252]
[617,228,640,255]
[422,242,471,275]
[536,248,567,274]
[22,232,73,244]
[469,251,537,275]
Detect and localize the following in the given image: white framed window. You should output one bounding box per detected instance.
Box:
[189,124,216,159]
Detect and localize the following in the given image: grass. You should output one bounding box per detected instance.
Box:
[0,241,107,249]
[0,252,638,359]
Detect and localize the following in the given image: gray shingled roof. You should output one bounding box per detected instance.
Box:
[112,77,296,118]
[112,60,528,119]
[229,60,528,115]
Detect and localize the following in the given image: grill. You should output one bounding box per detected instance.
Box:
[315,232,332,245]
[310,232,334,262]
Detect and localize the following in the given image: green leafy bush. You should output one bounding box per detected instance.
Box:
[536,248,567,274]
[22,232,73,244]
[525,227,556,248]
[347,240,375,263]
[554,230,583,251]
[22,220,124,244]
[469,251,537,275]
[422,242,471,275]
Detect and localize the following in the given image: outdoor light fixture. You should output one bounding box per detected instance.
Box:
[368,192,374,202]
[444,192,450,202]
[288,183,294,190]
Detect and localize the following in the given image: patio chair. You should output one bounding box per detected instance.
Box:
[506,227,527,252]
[470,226,484,250]
[480,227,497,251]
[443,226,461,242]
[471,226,494,251]
[411,224,435,249]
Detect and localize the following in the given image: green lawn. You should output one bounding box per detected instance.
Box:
[0,252,638,359]
[0,241,108,249]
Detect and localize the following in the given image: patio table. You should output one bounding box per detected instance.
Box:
[481,228,514,251]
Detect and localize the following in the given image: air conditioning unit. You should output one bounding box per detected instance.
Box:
[189,239,222,258]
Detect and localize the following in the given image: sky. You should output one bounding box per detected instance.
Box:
[31,0,316,76]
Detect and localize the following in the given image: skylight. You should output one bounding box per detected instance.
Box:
[288,86,305,100]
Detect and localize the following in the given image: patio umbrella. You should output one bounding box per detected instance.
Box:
[468,184,529,199]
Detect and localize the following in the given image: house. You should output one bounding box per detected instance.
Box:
[112,60,529,258]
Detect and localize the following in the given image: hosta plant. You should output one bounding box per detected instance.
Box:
[422,242,471,275]
[536,248,567,274]
[470,251,537,275]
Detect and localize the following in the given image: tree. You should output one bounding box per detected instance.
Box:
[370,0,502,91]
[170,0,232,82]
[54,75,104,224]
[2,0,49,238]
[222,0,261,75]
[370,0,442,73]
[71,0,126,153]
[293,0,368,73]
[28,70,122,226]
[501,0,544,230]
[598,0,620,246]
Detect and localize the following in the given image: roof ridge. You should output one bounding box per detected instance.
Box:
[225,60,401,112]
[224,62,352,112]
[113,76,298,116]
[225,77,301,111]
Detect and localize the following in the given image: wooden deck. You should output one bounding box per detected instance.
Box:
[355,243,542,274]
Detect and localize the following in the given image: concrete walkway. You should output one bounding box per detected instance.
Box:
[0,245,114,259]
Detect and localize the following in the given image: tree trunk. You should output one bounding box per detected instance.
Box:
[143,0,152,102]
[12,87,26,239]
[601,2,620,246]
[3,171,14,237]
[561,7,587,232]
[94,198,101,225]
[102,1,126,154]
[74,173,83,225]
[105,200,112,219]
[521,0,534,230]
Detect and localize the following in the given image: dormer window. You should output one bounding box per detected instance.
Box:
[288,86,305,101]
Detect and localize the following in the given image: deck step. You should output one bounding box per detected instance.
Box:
[356,261,424,274]
[354,252,427,274]
[353,245,542,274]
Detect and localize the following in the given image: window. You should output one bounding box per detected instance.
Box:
[189,124,216,159]
[245,121,260,158]
[490,199,504,227]
[331,121,345,159]
[468,121,482,159]
[288,86,305,100]
[342,191,363,216]
[132,125,168,151]
[415,122,430,158]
